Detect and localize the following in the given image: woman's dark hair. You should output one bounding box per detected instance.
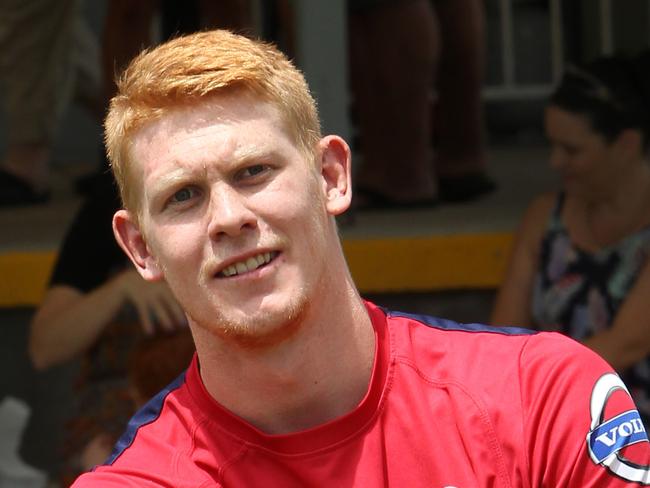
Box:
[550,50,650,148]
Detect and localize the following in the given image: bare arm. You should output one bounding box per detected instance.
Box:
[491,193,555,328]
[29,269,186,370]
[583,260,650,371]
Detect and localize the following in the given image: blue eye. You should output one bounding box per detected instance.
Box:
[243,165,266,177]
[171,187,195,203]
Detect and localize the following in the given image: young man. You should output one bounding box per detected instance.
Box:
[73,30,650,486]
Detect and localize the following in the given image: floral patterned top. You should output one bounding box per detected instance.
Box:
[532,192,650,424]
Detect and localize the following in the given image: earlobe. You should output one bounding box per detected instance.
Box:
[113,210,164,281]
[318,135,352,216]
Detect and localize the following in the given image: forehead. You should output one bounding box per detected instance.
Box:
[131,93,288,169]
[545,105,594,138]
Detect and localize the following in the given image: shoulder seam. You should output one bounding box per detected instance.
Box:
[105,371,187,466]
[387,309,536,336]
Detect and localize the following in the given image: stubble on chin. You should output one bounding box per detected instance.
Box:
[187,287,311,350]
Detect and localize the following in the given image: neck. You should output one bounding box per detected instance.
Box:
[589,160,650,212]
[574,159,650,248]
[193,275,375,434]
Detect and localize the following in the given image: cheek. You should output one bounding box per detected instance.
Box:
[148,224,205,273]
[579,153,610,175]
[258,184,328,260]
[261,171,324,223]
[569,152,596,173]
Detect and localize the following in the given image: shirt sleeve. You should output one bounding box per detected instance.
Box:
[49,183,126,293]
[520,332,650,486]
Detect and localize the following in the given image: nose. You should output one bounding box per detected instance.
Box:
[206,185,257,239]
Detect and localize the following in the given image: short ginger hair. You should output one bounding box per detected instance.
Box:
[104,29,321,214]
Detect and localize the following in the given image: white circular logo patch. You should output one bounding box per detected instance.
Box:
[587,373,650,483]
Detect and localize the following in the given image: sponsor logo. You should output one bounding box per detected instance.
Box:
[587,373,650,483]
[588,410,646,463]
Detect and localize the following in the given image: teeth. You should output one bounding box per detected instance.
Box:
[220,252,274,277]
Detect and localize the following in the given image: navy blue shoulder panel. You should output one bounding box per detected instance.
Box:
[103,370,187,466]
[386,309,537,336]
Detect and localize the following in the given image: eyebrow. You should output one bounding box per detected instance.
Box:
[144,169,195,209]
[148,166,199,192]
[230,147,280,166]
[147,148,282,194]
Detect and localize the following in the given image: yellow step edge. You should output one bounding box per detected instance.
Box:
[0,232,513,308]
[0,251,58,308]
[343,232,513,292]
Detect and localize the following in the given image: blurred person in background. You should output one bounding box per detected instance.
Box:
[492,52,650,426]
[0,0,101,206]
[349,0,494,210]
[28,173,191,483]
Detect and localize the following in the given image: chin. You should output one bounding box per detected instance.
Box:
[190,289,311,349]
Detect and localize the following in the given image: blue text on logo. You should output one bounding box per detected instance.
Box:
[588,409,648,464]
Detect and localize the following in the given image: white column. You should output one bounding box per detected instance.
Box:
[599,0,613,55]
[549,0,564,82]
[499,0,516,88]
[292,0,351,141]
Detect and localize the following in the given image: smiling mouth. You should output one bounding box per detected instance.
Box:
[217,251,280,278]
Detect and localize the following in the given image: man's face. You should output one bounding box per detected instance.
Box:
[119,93,348,348]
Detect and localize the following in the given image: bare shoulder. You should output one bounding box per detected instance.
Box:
[516,191,557,248]
[524,192,556,224]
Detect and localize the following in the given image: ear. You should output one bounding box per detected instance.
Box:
[317,135,352,216]
[113,210,164,281]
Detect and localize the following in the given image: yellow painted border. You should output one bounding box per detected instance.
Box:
[0,251,57,307]
[0,232,513,308]
[342,232,514,293]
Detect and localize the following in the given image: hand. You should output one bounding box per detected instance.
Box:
[81,434,114,471]
[114,269,187,335]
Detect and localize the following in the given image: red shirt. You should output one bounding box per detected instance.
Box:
[73,301,650,487]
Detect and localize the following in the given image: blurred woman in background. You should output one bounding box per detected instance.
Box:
[492,52,650,425]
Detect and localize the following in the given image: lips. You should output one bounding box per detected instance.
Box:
[217,251,279,278]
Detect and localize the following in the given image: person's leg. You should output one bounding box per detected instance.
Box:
[102,0,159,105]
[70,0,155,197]
[198,0,253,32]
[432,0,495,201]
[0,0,81,203]
[350,0,439,206]
[71,12,102,121]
